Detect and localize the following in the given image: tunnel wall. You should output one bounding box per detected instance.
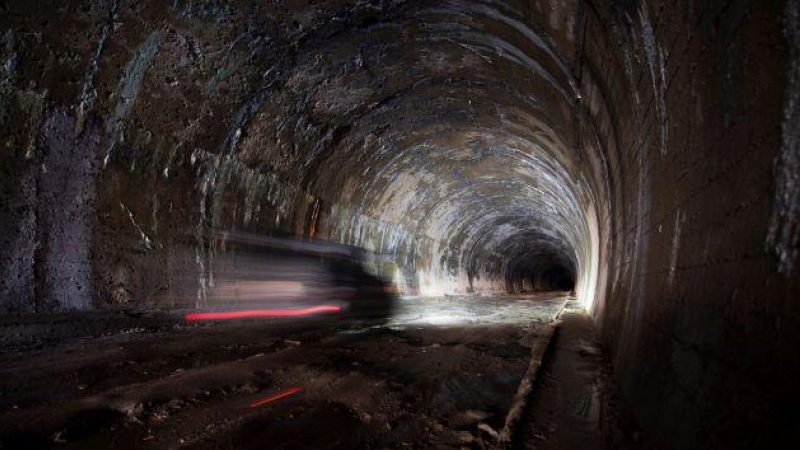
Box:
[0,1,434,310]
[577,1,800,448]
[1,0,596,311]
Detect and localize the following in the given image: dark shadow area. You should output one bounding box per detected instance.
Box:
[537,265,576,291]
[1,408,127,450]
[191,401,372,450]
[505,248,577,293]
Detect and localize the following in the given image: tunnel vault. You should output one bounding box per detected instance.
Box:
[198,0,605,303]
[1,0,610,311]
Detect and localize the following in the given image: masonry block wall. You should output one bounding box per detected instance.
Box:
[581,1,800,448]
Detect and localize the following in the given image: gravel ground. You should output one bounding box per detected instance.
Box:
[0,294,567,450]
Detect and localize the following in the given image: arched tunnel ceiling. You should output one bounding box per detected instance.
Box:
[224,0,601,294]
[0,0,612,308]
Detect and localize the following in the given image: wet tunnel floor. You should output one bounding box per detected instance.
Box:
[0,295,638,449]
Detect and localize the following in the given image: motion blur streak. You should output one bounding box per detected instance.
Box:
[185,306,341,321]
[248,387,305,408]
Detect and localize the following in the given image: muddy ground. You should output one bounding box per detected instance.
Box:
[0,294,568,450]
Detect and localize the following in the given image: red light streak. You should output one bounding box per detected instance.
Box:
[248,387,304,408]
[185,305,341,321]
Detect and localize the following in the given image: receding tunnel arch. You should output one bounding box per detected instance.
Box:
[226,0,609,305]
[503,240,578,293]
[1,0,614,314]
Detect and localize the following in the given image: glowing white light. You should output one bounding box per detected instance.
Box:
[420,312,463,325]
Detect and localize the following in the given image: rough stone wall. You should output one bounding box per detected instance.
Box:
[0,0,429,311]
[1,0,596,312]
[38,112,105,311]
[580,1,800,448]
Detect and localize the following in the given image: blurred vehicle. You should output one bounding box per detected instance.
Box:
[187,231,396,322]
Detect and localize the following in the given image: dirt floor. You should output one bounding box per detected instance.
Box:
[519,301,641,450]
[0,294,638,450]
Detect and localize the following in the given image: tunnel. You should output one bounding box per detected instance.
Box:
[1,1,799,449]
